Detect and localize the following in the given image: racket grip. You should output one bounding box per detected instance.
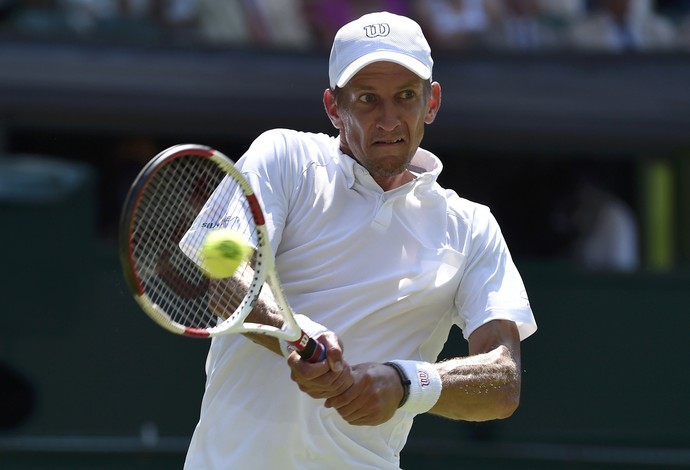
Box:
[298,337,327,363]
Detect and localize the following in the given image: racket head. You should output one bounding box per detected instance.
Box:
[118,144,300,341]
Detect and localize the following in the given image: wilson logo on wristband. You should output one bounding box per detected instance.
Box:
[417,370,430,387]
[388,360,443,415]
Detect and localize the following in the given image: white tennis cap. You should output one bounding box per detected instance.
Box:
[328,11,433,89]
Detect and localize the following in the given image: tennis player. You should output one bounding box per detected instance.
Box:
[184,11,537,469]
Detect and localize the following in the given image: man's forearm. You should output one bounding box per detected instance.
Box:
[429,345,521,421]
[209,275,284,356]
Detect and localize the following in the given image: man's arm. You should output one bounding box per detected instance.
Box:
[313,319,522,426]
[207,276,285,356]
[430,319,522,421]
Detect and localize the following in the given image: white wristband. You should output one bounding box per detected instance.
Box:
[279,314,329,358]
[387,360,442,415]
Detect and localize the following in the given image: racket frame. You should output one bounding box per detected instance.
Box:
[119,144,307,346]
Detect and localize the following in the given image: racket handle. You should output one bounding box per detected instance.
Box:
[297,336,327,363]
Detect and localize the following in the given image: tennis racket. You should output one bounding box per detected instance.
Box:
[119,143,326,363]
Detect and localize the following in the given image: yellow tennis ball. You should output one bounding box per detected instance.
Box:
[200,229,253,279]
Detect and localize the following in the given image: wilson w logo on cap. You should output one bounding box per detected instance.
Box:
[363,23,390,38]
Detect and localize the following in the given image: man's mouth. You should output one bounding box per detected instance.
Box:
[374,138,404,145]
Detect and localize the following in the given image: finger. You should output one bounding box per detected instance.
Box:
[324,386,355,409]
[295,365,353,397]
[319,334,345,373]
[335,397,391,426]
[334,401,371,424]
[287,351,330,380]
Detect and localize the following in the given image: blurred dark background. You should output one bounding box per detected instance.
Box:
[1,0,689,469]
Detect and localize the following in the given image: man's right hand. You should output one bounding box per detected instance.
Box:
[287,332,353,400]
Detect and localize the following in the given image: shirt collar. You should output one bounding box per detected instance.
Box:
[335,142,443,190]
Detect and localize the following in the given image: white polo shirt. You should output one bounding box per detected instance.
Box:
[183,129,536,469]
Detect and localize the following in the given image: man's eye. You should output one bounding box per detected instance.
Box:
[400,90,416,99]
[359,94,376,103]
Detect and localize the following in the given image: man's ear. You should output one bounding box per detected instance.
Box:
[424,82,442,125]
[323,88,342,129]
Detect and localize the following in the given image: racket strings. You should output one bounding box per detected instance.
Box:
[130,154,262,332]
[132,156,225,329]
[198,176,262,324]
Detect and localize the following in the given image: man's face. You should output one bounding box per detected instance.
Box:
[328,62,439,180]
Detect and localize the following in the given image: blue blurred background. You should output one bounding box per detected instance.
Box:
[1,1,689,468]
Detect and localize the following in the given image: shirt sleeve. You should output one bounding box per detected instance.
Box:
[178,130,291,265]
[234,129,294,255]
[454,205,537,341]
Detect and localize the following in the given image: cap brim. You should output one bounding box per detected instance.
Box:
[334,51,432,88]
